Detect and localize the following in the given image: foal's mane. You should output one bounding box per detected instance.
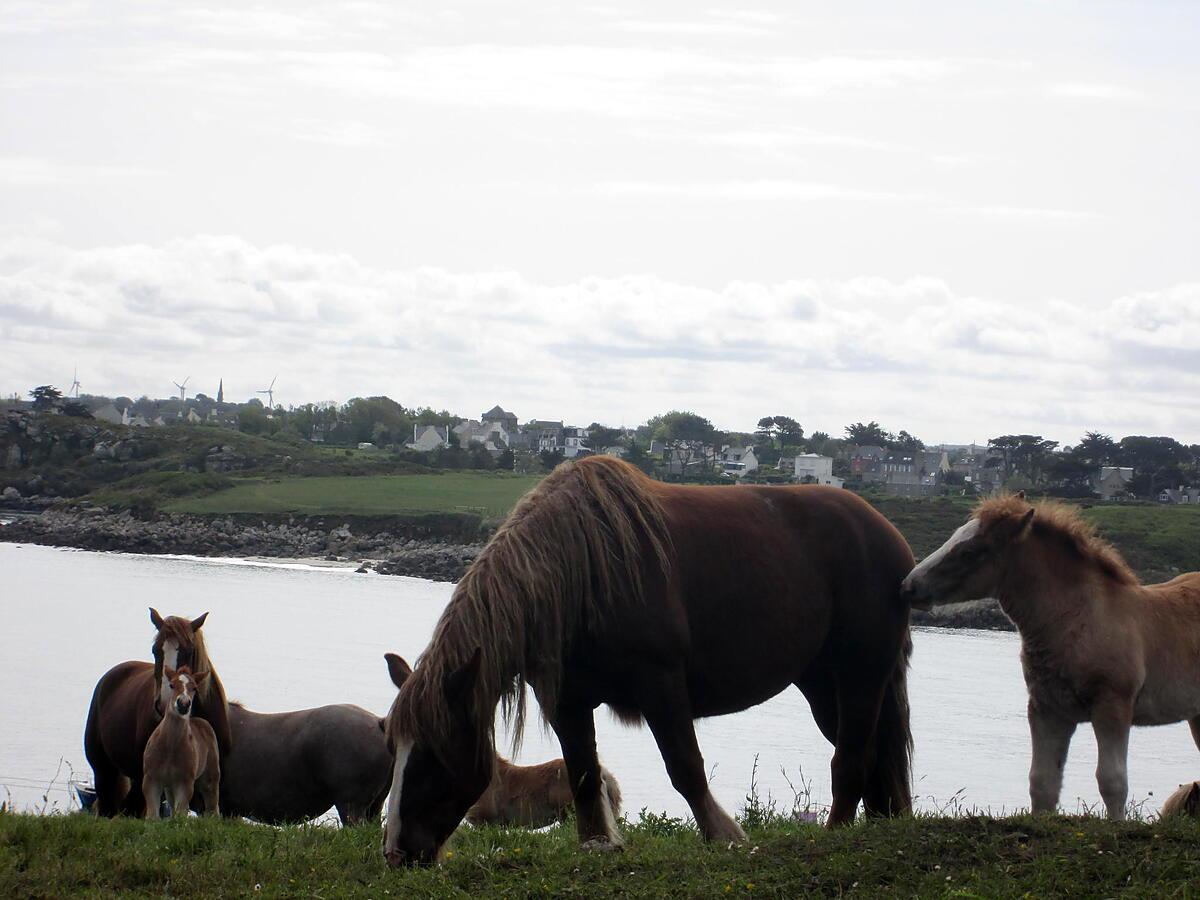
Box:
[975,494,1138,585]
[154,616,233,752]
[396,456,671,764]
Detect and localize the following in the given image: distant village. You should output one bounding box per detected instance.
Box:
[6,382,1199,505]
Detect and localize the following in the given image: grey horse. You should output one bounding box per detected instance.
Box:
[211,702,391,825]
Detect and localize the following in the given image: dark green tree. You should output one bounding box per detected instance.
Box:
[29,385,62,412]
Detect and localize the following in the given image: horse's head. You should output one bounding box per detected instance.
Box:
[149,608,210,710]
[379,649,493,867]
[900,493,1035,609]
[162,665,208,717]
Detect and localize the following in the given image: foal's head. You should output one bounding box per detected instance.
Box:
[379,650,493,868]
[149,608,209,699]
[901,493,1035,608]
[161,666,209,718]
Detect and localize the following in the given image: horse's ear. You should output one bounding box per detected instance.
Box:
[1015,490,1026,501]
[1187,781,1200,813]
[190,612,209,632]
[149,607,164,629]
[163,665,177,680]
[444,647,482,703]
[1017,507,1035,537]
[384,653,412,689]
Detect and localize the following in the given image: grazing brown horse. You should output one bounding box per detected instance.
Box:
[465,756,623,829]
[380,455,915,865]
[142,666,221,819]
[215,701,392,825]
[901,493,1200,820]
[84,608,232,816]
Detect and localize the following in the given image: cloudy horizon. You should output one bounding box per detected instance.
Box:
[2,1,1198,445]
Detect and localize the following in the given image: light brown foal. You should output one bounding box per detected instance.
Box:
[142,666,221,819]
[902,493,1200,821]
[465,756,623,828]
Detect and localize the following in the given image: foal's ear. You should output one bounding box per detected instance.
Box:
[149,607,165,629]
[384,653,412,689]
[444,647,482,703]
[1015,490,1026,500]
[1017,507,1035,536]
[190,612,209,632]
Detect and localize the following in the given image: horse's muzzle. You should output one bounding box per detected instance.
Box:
[900,578,933,612]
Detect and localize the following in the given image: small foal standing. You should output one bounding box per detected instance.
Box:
[142,667,221,819]
[902,493,1200,820]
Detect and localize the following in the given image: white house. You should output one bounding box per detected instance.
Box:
[562,426,590,458]
[718,446,759,478]
[408,424,450,452]
[794,453,843,488]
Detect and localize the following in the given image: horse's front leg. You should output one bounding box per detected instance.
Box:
[1091,696,1133,820]
[638,673,746,844]
[551,703,622,850]
[1027,702,1076,814]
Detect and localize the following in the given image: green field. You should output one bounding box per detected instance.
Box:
[165,473,543,519]
[1081,504,1200,584]
[3,810,1199,898]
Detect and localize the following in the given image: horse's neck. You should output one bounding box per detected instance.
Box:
[997,536,1089,639]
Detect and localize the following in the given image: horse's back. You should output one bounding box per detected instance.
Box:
[649,483,912,712]
[220,703,389,823]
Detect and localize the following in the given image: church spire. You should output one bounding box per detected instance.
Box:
[217,378,224,405]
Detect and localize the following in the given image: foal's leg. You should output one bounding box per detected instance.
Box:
[639,678,746,843]
[1092,697,1133,821]
[551,704,623,849]
[1028,704,1076,814]
[141,776,162,820]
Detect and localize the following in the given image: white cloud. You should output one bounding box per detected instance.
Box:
[2,236,1198,443]
[592,179,921,202]
[0,157,157,186]
[1049,82,1143,101]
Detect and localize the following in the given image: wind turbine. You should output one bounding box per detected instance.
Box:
[257,375,277,410]
[173,376,190,406]
[69,367,82,398]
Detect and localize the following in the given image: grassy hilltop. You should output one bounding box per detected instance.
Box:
[3,810,1199,898]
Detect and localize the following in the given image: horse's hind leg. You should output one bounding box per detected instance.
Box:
[638,676,746,844]
[826,676,889,827]
[1188,716,1200,753]
[551,704,623,849]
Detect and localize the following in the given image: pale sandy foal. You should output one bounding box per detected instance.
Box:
[465,756,623,829]
[902,493,1200,821]
[1160,781,1200,818]
[142,666,221,819]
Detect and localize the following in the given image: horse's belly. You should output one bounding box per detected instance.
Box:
[1132,684,1200,726]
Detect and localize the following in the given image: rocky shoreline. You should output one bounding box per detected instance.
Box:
[0,506,1016,630]
[0,507,483,583]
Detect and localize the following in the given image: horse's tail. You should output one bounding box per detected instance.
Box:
[867,627,914,816]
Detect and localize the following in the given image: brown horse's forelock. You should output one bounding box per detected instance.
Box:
[153,617,225,711]
[395,456,671,767]
[975,494,1137,585]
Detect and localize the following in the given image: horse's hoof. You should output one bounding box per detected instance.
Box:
[581,838,624,853]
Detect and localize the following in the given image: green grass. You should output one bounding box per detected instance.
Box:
[3,811,1199,898]
[165,472,543,518]
[1081,504,1200,583]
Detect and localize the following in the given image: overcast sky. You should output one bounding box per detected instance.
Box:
[2,1,1198,444]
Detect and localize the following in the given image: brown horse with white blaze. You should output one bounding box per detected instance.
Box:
[84,608,232,816]
[901,492,1200,820]
[380,455,915,866]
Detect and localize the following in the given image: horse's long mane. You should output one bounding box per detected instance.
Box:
[154,616,233,753]
[396,456,671,764]
[975,494,1138,585]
